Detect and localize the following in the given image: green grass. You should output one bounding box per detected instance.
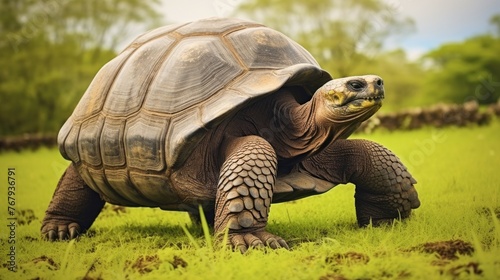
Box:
[1,121,500,279]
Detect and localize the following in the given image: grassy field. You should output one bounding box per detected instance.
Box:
[1,121,500,280]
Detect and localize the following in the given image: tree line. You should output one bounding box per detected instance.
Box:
[0,0,161,136]
[235,0,500,110]
[1,0,499,137]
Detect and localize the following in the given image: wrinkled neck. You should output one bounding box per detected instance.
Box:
[269,93,331,161]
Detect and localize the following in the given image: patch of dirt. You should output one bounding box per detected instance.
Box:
[32,255,59,270]
[24,236,38,242]
[408,239,474,260]
[86,245,97,253]
[170,256,188,269]
[476,207,500,219]
[446,262,482,277]
[325,251,370,266]
[126,254,161,274]
[17,209,37,225]
[432,261,483,277]
[82,275,103,280]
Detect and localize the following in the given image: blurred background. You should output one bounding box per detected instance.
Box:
[1,0,499,137]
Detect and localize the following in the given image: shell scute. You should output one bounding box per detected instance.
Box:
[78,116,105,167]
[104,169,157,206]
[124,116,168,171]
[60,122,80,163]
[129,171,180,206]
[227,27,317,69]
[143,37,242,114]
[100,119,126,167]
[103,37,176,116]
[127,22,185,47]
[72,49,134,121]
[175,17,260,36]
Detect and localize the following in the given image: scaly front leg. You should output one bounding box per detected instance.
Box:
[300,139,420,226]
[215,136,289,252]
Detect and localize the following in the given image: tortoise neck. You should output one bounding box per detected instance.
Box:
[268,89,333,161]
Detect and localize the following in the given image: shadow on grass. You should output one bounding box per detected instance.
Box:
[91,222,207,249]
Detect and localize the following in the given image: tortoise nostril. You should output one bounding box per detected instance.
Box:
[376,78,383,87]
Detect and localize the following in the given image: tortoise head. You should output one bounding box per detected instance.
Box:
[316,75,384,124]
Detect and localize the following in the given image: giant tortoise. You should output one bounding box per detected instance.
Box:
[42,17,420,252]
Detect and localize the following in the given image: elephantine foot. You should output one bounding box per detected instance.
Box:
[41,220,83,241]
[228,230,289,253]
[41,164,105,241]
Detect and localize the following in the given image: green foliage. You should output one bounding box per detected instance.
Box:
[0,0,162,136]
[236,0,415,77]
[1,123,500,279]
[235,2,500,110]
[422,33,500,105]
[351,49,426,112]
[234,0,424,112]
[490,14,500,36]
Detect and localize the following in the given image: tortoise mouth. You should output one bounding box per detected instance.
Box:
[348,93,385,107]
[361,93,385,102]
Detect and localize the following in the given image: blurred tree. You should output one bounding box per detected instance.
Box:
[234,0,422,111]
[490,14,500,36]
[0,0,162,136]
[235,0,415,77]
[356,49,426,111]
[421,14,500,105]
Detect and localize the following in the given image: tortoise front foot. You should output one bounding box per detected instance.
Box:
[215,136,287,253]
[228,229,289,253]
[41,220,82,241]
[353,140,420,226]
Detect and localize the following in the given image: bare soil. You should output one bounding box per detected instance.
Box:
[409,239,474,260]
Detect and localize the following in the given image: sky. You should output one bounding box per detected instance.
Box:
[156,0,500,59]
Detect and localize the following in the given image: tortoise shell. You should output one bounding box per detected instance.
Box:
[57,17,331,206]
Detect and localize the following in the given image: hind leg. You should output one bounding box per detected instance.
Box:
[42,164,105,241]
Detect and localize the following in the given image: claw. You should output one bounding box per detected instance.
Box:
[230,234,248,253]
[253,231,289,250]
[244,233,264,248]
[58,230,68,241]
[228,230,289,252]
[268,239,279,249]
[69,226,80,239]
[278,239,290,250]
[253,241,265,249]
[47,230,57,241]
[236,245,247,254]
[41,221,83,242]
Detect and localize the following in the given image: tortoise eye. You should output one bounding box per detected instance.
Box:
[347,80,366,91]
